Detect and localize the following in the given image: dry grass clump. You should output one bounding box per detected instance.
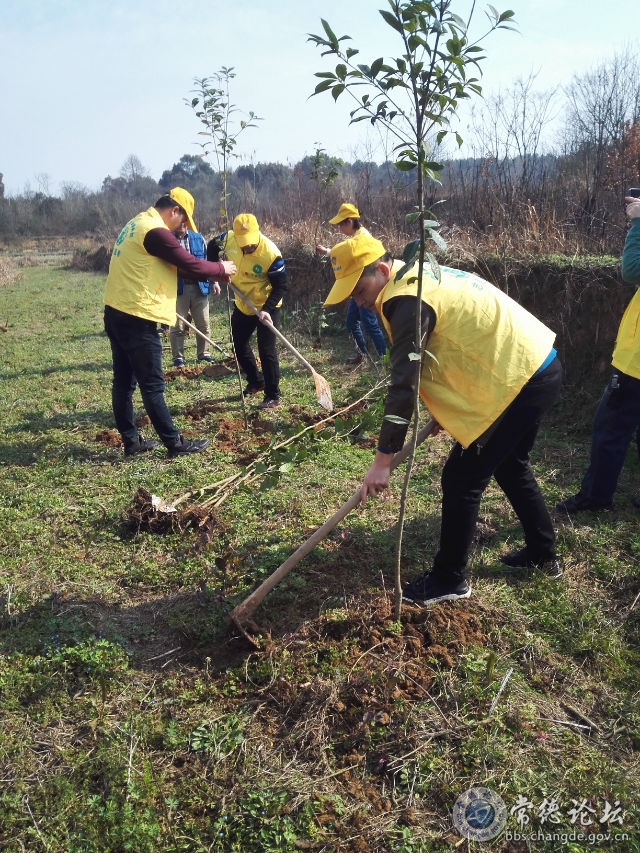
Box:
[436,194,627,258]
[71,244,111,272]
[0,258,19,331]
[0,256,21,288]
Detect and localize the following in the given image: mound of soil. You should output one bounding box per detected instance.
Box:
[124,486,224,536]
[95,428,121,448]
[165,358,235,381]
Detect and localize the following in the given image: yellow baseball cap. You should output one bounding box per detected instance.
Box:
[233,213,260,247]
[168,187,197,232]
[328,202,360,224]
[324,234,386,306]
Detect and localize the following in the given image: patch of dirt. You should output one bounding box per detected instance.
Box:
[165,358,235,381]
[201,359,236,378]
[184,400,225,422]
[124,487,225,537]
[95,416,152,449]
[215,417,275,457]
[287,401,373,426]
[228,591,486,795]
[285,402,377,449]
[177,413,275,460]
[287,404,329,426]
[95,428,121,448]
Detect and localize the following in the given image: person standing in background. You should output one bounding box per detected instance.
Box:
[170,223,215,368]
[316,203,387,365]
[556,192,640,512]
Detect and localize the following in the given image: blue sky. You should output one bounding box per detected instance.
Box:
[0,0,636,197]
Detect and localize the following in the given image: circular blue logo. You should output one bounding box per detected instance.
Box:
[453,787,507,841]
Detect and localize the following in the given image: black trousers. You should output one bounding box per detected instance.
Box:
[230,306,281,400]
[432,357,564,580]
[104,306,180,448]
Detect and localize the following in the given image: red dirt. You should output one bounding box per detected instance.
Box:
[165,357,236,381]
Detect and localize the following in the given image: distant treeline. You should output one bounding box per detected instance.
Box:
[0,144,636,258]
[3,48,640,256]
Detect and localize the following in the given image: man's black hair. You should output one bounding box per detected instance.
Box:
[362,252,393,276]
[155,195,182,213]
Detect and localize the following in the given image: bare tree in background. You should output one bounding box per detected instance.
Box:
[119,155,150,183]
[605,119,640,196]
[446,73,558,245]
[562,47,640,232]
[35,173,51,196]
[472,73,558,199]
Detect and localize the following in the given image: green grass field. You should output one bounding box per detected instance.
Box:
[0,263,638,852]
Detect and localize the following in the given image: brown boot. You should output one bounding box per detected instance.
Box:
[345,351,365,365]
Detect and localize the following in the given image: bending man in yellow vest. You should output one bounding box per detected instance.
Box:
[103,188,236,458]
[324,234,564,606]
[208,213,287,409]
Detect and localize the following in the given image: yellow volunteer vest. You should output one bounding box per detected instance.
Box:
[612,288,640,379]
[376,262,556,447]
[103,207,178,326]
[222,232,282,315]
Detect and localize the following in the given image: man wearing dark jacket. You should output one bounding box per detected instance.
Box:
[103,188,235,457]
[170,223,214,367]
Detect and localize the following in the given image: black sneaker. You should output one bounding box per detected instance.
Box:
[166,437,209,458]
[124,437,159,456]
[402,572,471,605]
[198,354,215,363]
[243,382,265,396]
[499,548,563,578]
[257,397,280,410]
[555,494,612,514]
[173,357,185,368]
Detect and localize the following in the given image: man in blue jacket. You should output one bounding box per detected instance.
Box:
[170,223,214,367]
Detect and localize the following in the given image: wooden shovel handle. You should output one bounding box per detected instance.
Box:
[228,418,437,627]
[175,313,230,358]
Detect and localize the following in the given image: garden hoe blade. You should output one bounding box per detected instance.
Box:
[227,283,333,411]
[312,371,333,412]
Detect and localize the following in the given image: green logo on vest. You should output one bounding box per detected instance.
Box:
[252,264,263,275]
